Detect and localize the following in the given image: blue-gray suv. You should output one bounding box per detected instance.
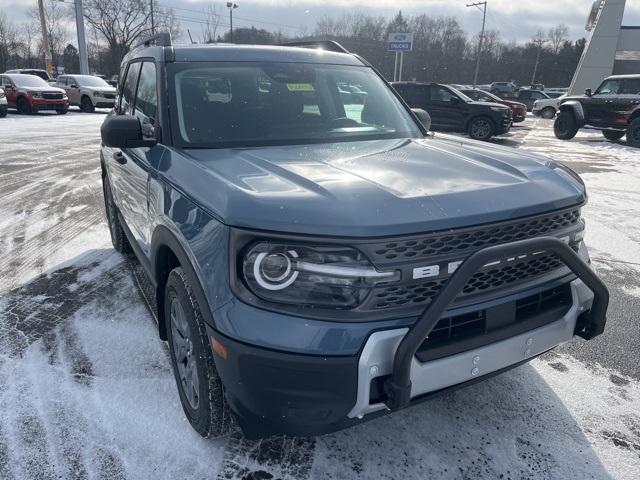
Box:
[100,35,609,439]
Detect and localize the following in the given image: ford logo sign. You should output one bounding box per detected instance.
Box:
[394,34,407,40]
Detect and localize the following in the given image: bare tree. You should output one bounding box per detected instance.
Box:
[548,23,569,55]
[19,22,40,68]
[83,0,152,73]
[0,12,19,72]
[201,5,221,43]
[27,0,69,73]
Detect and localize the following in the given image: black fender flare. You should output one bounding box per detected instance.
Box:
[150,225,216,339]
[558,101,585,125]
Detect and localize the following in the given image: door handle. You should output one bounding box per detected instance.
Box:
[113,151,127,165]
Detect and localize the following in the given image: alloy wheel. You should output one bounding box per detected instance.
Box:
[170,296,200,410]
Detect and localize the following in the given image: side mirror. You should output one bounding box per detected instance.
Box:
[450,96,461,105]
[585,88,592,97]
[412,108,431,131]
[70,84,78,89]
[101,115,156,148]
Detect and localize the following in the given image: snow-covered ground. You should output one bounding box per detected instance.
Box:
[1,112,639,479]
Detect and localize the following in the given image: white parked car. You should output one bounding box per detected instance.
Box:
[532,94,566,119]
[55,74,116,112]
[0,87,7,117]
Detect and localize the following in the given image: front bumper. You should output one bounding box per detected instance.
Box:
[31,98,68,111]
[209,238,607,438]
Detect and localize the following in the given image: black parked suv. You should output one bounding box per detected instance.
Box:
[554,74,640,147]
[100,35,608,439]
[392,82,513,141]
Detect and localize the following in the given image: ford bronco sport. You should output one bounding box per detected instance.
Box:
[100,34,609,439]
[554,74,640,147]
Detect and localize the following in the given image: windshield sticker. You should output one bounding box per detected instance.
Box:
[286,83,315,92]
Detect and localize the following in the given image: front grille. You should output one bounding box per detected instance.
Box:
[371,251,567,310]
[43,92,63,100]
[363,209,580,264]
[414,283,573,362]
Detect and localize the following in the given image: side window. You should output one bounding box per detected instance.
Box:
[520,91,531,99]
[430,86,458,103]
[596,80,621,95]
[622,79,640,95]
[120,62,141,115]
[133,62,158,139]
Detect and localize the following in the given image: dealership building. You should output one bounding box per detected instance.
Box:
[570,0,640,94]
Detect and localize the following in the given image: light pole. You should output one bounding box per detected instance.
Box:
[227,2,239,43]
[466,1,487,88]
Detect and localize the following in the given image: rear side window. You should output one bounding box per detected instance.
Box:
[120,62,141,114]
[134,62,158,139]
[622,79,640,95]
[396,85,429,107]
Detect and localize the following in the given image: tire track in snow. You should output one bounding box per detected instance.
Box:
[217,431,316,480]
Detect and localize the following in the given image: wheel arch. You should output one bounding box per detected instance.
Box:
[465,114,496,134]
[558,101,584,123]
[150,225,216,340]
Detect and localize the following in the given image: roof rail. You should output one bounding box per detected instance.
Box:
[132,32,172,51]
[278,40,349,54]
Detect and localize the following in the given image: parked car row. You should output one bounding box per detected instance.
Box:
[392,82,513,141]
[0,72,116,115]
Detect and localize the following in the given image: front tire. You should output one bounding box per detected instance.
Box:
[468,116,495,141]
[16,97,32,115]
[0,107,6,118]
[80,95,95,113]
[602,129,625,141]
[56,108,68,115]
[541,107,556,119]
[627,118,640,148]
[102,176,132,254]
[554,111,579,140]
[165,267,232,438]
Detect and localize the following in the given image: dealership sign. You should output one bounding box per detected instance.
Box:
[387,33,413,52]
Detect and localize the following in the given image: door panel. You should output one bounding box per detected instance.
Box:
[429,85,465,130]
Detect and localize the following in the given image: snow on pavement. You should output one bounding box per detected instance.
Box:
[1,113,639,479]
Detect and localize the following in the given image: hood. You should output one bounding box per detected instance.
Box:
[159,137,586,237]
[502,100,526,109]
[19,86,65,93]
[467,100,509,110]
[82,85,116,92]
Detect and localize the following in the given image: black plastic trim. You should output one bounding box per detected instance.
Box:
[384,236,608,411]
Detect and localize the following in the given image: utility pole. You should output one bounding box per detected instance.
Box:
[150,0,156,35]
[227,2,238,42]
[466,1,487,88]
[37,0,53,76]
[74,0,89,74]
[531,34,546,85]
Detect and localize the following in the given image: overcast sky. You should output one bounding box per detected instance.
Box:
[3,0,640,44]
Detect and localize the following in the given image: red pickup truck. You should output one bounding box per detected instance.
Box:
[0,73,69,114]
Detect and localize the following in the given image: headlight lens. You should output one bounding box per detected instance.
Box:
[31,91,43,98]
[242,242,399,308]
[0,90,4,99]
[490,106,508,112]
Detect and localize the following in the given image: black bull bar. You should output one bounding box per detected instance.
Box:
[383,236,609,411]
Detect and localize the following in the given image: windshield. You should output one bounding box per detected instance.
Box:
[76,76,110,87]
[12,74,49,88]
[169,62,422,148]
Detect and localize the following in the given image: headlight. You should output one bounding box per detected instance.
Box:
[30,91,43,98]
[0,90,4,99]
[490,106,508,112]
[241,242,399,308]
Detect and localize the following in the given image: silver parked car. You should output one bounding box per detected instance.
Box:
[56,74,116,112]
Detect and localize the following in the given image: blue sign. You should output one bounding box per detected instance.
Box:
[387,32,413,52]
